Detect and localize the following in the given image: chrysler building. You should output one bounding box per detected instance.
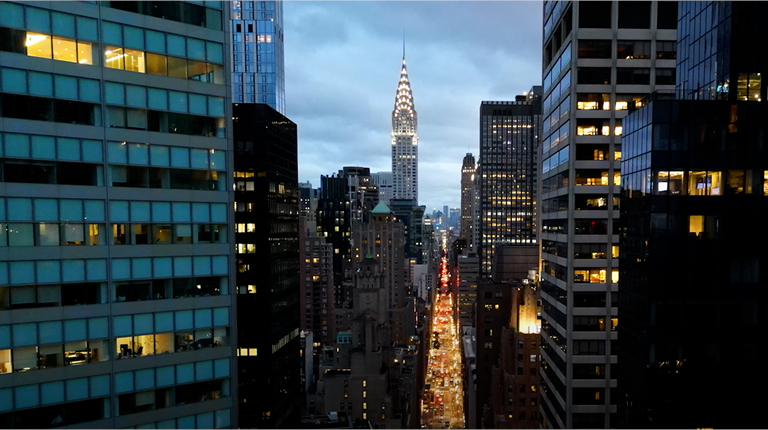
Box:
[391,48,418,202]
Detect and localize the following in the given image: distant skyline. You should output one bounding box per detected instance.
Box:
[284,1,542,211]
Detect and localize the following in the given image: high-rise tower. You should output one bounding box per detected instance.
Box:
[230,0,285,113]
[460,154,476,248]
[538,2,677,428]
[391,49,418,202]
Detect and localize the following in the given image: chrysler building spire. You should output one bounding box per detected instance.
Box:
[391,47,419,202]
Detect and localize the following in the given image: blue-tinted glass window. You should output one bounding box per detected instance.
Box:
[190,149,209,169]
[213,358,229,377]
[167,34,186,57]
[148,88,168,110]
[86,259,107,280]
[2,69,27,94]
[52,12,76,38]
[133,313,153,335]
[213,307,229,326]
[60,200,83,221]
[206,42,223,63]
[192,203,210,222]
[195,361,213,380]
[210,150,225,170]
[208,96,225,117]
[34,199,58,221]
[88,317,108,339]
[170,147,189,168]
[28,72,53,97]
[114,372,133,393]
[54,75,77,99]
[31,135,55,159]
[177,415,195,429]
[155,311,173,332]
[215,409,231,428]
[84,200,105,222]
[0,326,9,349]
[102,22,122,45]
[90,375,110,397]
[10,261,34,285]
[108,141,128,164]
[6,133,30,158]
[175,310,193,330]
[39,321,62,344]
[189,93,207,115]
[126,85,147,108]
[76,16,98,41]
[128,143,149,165]
[172,202,190,222]
[0,2,24,28]
[66,378,88,400]
[123,26,144,49]
[135,368,155,390]
[187,38,206,60]
[12,323,37,347]
[26,7,51,33]
[15,385,39,409]
[173,257,192,276]
[110,201,129,222]
[111,258,131,280]
[197,412,214,429]
[41,381,65,405]
[156,366,175,386]
[210,204,226,223]
[105,82,125,105]
[36,260,61,283]
[61,260,85,282]
[64,319,86,341]
[194,256,211,276]
[57,138,80,161]
[176,363,194,384]
[150,145,170,166]
[212,256,227,275]
[132,258,151,279]
[154,257,172,277]
[146,30,165,53]
[151,202,171,222]
[7,198,32,221]
[169,91,187,112]
[194,309,212,328]
[113,315,132,337]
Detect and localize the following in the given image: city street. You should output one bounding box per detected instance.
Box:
[421,254,465,429]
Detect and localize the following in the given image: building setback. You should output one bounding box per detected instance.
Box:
[479,90,541,277]
[233,103,300,428]
[0,1,235,428]
[538,2,677,428]
[617,2,767,428]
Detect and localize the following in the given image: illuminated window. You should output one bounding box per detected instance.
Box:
[736,73,761,101]
[363,380,367,387]
[688,171,722,196]
[52,36,78,63]
[105,46,125,69]
[363,403,367,410]
[26,32,52,59]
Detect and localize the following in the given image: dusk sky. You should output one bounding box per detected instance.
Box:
[284,1,542,212]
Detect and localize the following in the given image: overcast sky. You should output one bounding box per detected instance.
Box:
[284,1,542,212]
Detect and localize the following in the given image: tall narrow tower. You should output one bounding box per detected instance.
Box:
[460,153,476,248]
[391,47,418,202]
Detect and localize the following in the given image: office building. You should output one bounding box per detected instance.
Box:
[372,171,394,205]
[618,2,766,427]
[233,103,300,428]
[389,199,426,265]
[460,153,476,247]
[316,173,352,307]
[479,90,542,277]
[391,52,418,202]
[456,252,479,328]
[299,217,334,346]
[0,1,235,428]
[230,0,285,112]
[342,166,379,223]
[538,2,677,428]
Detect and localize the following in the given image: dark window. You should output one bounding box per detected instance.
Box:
[617,68,650,85]
[57,162,100,186]
[578,40,612,59]
[579,1,612,28]
[578,67,612,85]
[617,41,651,59]
[656,41,677,59]
[656,68,675,85]
[657,1,678,29]
[618,1,651,28]
[4,161,55,184]
[0,27,27,54]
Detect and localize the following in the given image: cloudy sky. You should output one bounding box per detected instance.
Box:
[284,1,542,211]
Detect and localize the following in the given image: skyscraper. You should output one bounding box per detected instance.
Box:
[0,1,235,427]
[538,2,677,428]
[460,153,476,246]
[233,103,300,428]
[391,51,418,202]
[618,2,766,427]
[230,0,285,113]
[478,90,541,277]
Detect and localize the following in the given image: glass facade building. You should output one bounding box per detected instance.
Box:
[478,91,541,277]
[617,2,767,427]
[538,1,677,428]
[230,0,285,113]
[0,1,235,428]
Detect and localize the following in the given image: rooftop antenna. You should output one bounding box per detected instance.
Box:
[402,29,406,61]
